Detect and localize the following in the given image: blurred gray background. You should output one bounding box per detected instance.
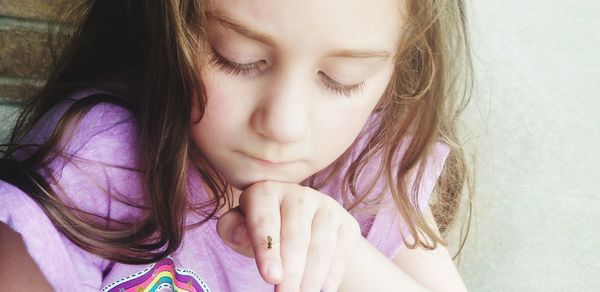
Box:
[1,0,599,291]
[446,0,600,291]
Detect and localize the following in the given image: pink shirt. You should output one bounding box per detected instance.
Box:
[0,89,450,291]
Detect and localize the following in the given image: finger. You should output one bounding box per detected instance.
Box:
[299,208,339,292]
[321,218,361,292]
[216,206,254,257]
[239,182,284,284]
[275,191,318,292]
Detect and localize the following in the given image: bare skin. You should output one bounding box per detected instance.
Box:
[0,222,53,291]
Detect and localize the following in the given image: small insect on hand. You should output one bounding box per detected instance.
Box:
[218,181,363,290]
[264,235,279,250]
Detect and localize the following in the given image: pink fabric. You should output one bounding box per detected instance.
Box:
[0,90,449,291]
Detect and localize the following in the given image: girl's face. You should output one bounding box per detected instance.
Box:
[191,0,402,191]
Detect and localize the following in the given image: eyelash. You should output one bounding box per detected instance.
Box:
[208,48,366,97]
[317,72,365,97]
[208,48,266,76]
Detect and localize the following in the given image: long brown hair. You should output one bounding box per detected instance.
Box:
[0,0,473,264]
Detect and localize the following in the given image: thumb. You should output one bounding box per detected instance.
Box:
[216,206,255,258]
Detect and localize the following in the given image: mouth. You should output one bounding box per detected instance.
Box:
[243,153,295,167]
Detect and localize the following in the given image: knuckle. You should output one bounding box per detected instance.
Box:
[262,180,281,193]
[293,196,311,211]
[248,180,275,194]
[300,185,314,196]
[321,193,339,206]
[282,197,313,217]
[248,213,277,228]
[294,195,306,206]
[320,208,337,226]
[255,190,272,201]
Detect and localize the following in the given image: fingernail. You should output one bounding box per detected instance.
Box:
[267,261,282,280]
[232,224,246,245]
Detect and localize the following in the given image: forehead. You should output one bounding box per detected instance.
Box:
[205,0,403,52]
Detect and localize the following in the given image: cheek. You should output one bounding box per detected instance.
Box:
[313,74,390,166]
[189,81,236,150]
[311,103,377,169]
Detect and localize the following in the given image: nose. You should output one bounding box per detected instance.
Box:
[250,70,311,144]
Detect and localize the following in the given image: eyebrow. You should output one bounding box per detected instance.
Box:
[207,10,392,60]
[326,49,391,59]
[207,10,277,47]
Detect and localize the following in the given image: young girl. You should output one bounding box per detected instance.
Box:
[0,0,472,291]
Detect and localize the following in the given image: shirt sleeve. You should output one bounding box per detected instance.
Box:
[363,141,451,259]
[0,96,145,290]
[43,100,146,226]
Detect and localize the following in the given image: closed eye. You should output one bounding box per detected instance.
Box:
[208,47,267,76]
[209,47,366,97]
[318,72,365,97]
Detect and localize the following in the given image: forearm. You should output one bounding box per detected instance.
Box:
[0,222,53,291]
[338,237,432,292]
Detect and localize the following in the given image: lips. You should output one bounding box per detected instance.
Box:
[243,153,294,166]
[251,156,291,165]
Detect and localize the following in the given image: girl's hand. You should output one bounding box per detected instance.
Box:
[216,180,362,292]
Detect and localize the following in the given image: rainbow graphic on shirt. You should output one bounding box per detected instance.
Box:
[101,256,210,292]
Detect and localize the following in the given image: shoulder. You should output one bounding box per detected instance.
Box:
[387,140,451,245]
[339,139,451,258]
[18,89,138,165]
[50,91,138,161]
[0,90,144,290]
[349,137,451,205]
[62,97,139,169]
[18,90,146,223]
